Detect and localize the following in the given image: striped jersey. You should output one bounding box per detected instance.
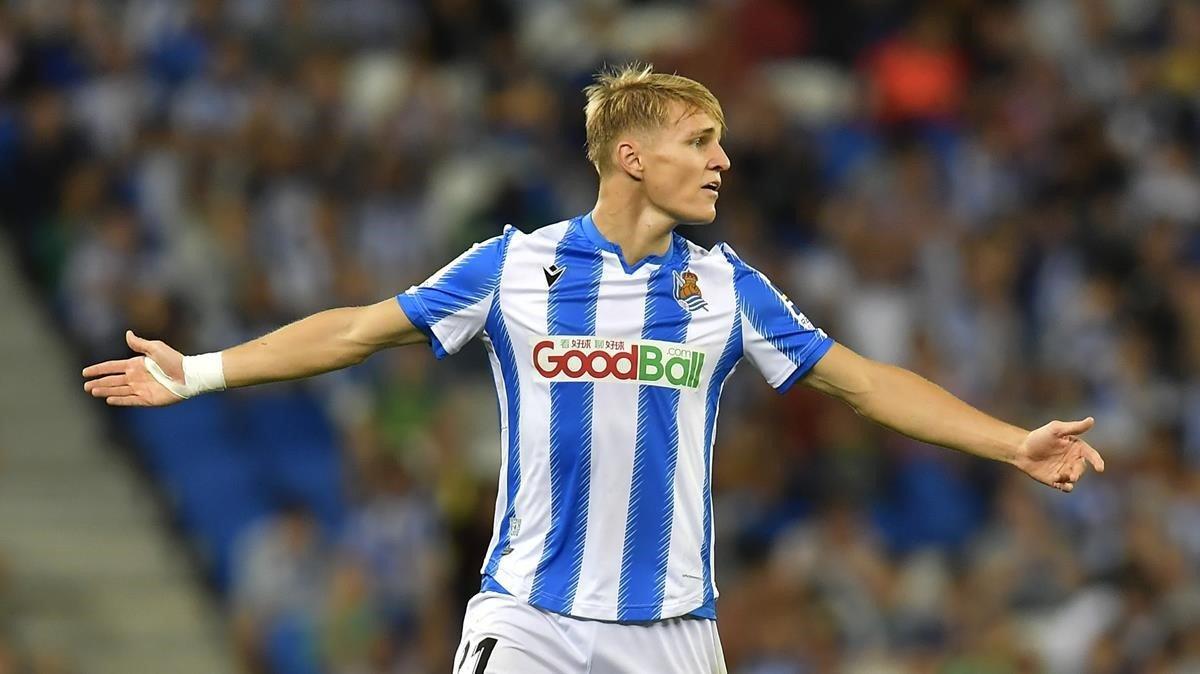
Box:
[396,213,833,622]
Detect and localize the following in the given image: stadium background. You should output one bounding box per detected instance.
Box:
[1,0,1199,672]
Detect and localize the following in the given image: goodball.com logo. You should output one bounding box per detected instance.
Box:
[531,336,708,390]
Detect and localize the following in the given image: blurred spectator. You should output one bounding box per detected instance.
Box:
[231,501,329,672]
[863,8,966,126]
[319,556,389,674]
[338,454,451,669]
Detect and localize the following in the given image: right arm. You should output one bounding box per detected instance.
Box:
[82,298,426,406]
[223,299,426,386]
[86,227,512,407]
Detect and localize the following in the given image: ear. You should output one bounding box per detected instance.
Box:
[615,140,644,181]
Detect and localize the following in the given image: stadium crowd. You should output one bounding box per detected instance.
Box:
[2,0,1200,672]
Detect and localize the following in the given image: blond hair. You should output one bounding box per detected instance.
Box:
[583,63,726,174]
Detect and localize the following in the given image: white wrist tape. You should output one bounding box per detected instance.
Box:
[144,352,226,399]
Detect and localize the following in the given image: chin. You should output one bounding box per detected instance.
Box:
[675,207,718,225]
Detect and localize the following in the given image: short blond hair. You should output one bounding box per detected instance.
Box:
[583,63,726,174]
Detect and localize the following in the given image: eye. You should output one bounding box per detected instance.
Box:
[691,137,704,148]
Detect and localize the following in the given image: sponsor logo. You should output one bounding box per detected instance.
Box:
[673,269,709,312]
[530,336,707,390]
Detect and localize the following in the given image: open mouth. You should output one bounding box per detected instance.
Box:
[702,181,720,193]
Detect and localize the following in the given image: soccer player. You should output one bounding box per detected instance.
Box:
[82,64,1105,673]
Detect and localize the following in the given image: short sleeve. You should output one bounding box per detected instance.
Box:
[721,244,834,393]
[396,227,513,359]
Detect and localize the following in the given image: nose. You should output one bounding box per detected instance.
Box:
[711,143,731,172]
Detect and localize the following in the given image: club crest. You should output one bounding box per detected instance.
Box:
[673,269,709,312]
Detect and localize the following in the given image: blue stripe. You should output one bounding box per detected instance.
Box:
[695,272,745,618]
[529,220,604,612]
[482,233,520,578]
[413,235,505,326]
[722,245,832,392]
[618,237,692,621]
[396,233,506,359]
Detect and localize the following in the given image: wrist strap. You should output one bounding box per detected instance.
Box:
[144,352,226,399]
[185,352,227,394]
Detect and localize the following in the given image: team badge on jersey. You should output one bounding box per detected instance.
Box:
[672,269,709,312]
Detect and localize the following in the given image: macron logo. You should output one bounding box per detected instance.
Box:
[543,264,565,288]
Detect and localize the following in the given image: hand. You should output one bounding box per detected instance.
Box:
[1013,417,1105,492]
[82,330,185,406]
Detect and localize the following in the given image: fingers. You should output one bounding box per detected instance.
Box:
[1048,469,1075,491]
[126,329,150,355]
[1057,452,1085,483]
[84,374,127,392]
[1082,441,1105,473]
[1068,460,1085,483]
[1064,441,1103,482]
[1055,416,1095,437]
[82,359,132,378]
[1049,441,1106,493]
[90,385,135,398]
[1055,462,1083,491]
[105,395,148,407]
[83,332,159,377]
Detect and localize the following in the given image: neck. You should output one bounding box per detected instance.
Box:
[592,180,677,268]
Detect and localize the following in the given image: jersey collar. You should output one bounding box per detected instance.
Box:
[579,211,676,275]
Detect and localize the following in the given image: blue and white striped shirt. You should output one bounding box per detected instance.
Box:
[396,213,833,622]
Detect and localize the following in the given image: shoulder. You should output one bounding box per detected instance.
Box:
[670,237,757,281]
[712,241,746,266]
[711,241,766,281]
[670,233,737,267]
[506,218,573,256]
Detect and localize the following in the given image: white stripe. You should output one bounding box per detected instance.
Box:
[740,312,798,388]
[430,291,494,356]
[491,223,568,597]
[571,255,652,619]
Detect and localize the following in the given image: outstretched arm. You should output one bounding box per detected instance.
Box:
[82,298,425,406]
[802,343,1105,492]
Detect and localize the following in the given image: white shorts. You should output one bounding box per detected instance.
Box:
[453,591,728,674]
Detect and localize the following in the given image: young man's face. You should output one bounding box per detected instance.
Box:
[635,101,731,224]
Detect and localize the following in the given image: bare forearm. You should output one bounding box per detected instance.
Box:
[804,345,1103,491]
[222,307,378,388]
[850,363,1026,465]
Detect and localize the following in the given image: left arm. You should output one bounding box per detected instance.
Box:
[802,343,1105,491]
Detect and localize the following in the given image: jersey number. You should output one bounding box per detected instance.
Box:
[458,637,498,674]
